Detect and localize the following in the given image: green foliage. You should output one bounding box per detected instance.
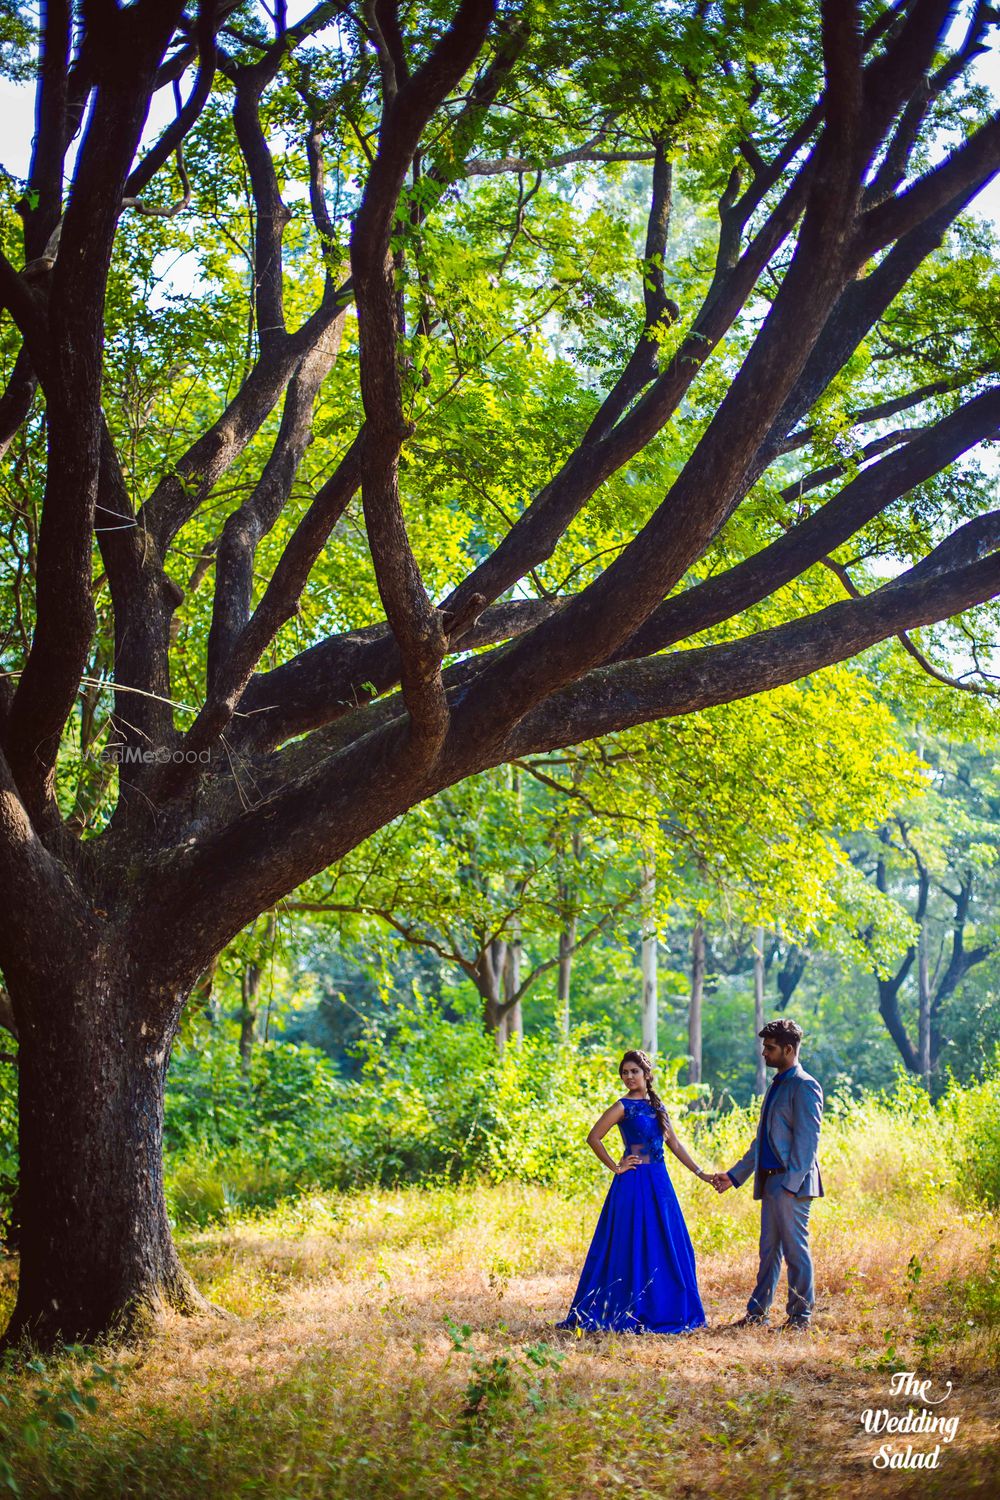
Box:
[163,1041,342,1224]
[0,0,33,83]
[158,994,1000,1227]
[444,1316,566,1431]
[0,1348,121,1496]
[938,1054,1000,1208]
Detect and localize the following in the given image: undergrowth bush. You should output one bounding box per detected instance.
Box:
[160,992,704,1222]
[938,1056,1000,1207]
[1,994,998,1233]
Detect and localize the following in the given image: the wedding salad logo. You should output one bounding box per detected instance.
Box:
[860,1371,960,1470]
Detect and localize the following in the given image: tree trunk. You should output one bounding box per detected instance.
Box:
[688,919,705,1085]
[504,919,523,1043]
[918,923,931,1087]
[640,859,657,1055]
[2,963,206,1349]
[239,960,263,1077]
[753,925,766,1095]
[480,939,507,1049]
[877,973,921,1073]
[557,904,575,1039]
[775,943,808,1010]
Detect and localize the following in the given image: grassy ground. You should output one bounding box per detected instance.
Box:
[0,1166,997,1500]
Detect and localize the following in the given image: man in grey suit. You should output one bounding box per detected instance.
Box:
[713,1018,823,1332]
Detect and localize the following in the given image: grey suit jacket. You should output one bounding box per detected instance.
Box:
[727,1062,824,1200]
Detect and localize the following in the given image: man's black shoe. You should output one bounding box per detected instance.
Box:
[730,1314,770,1328]
[778,1318,813,1334]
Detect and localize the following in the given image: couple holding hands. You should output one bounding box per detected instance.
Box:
[557,1019,824,1336]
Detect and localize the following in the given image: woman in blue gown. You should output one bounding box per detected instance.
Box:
[558,1049,709,1335]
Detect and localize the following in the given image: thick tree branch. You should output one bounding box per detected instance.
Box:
[234,597,561,749]
[502,520,1000,758]
[122,3,218,204]
[22,0,70,261]
[0,347,39,461]
[612,389,1000,666]
[350,0,497,757]
[776,373,983,456]
[137,293,348,555]
[4,0,187,825]
[96,421,179,762]
[860,110,1000,257]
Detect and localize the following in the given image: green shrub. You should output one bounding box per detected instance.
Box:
[939,1054,1000,1207]
[4,998,1000,1233]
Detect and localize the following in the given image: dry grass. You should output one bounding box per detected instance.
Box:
[0,1179,997,1499]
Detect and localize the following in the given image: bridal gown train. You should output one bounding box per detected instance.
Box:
[557,1096,706,1334]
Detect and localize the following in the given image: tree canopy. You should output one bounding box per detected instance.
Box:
[1,0,1000,1347]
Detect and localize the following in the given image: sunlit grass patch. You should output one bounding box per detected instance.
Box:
[0,1181,997,1500]
[1,1078,999,1498]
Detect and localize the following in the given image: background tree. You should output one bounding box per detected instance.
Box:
[864,737,1000,1079]
[0,0,999,1348]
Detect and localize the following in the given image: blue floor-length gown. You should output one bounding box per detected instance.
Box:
[557,1097,706,1334]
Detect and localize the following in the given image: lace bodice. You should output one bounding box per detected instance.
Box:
[617,1096,665,1163]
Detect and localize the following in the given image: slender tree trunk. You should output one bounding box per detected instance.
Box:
[239,961,262,1077]
[480,939,508,1050]
[505,767,523,1043]
[775,944,808,1010]
[640,858,657,1055]
[557,917,575,1039]
[753,925,766,1095]
[2,961,206,1349]
[556,823,582,1038]
[504,918,522,1043]
[689,919,705,1085]
[918,923,931,1087]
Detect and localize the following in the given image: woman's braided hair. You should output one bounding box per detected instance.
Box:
[619,1049,671,1137]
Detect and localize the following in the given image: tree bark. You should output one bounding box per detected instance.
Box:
[556,916,575,1039]
[480,938,507,1048]
[2,962,206,1349]
[776,944,808,1010]
[239,960,262,1077]
[753,925,766,1095]
[504,917,522,1043]
[688,919,705,1085]
[640,858,657,1055]
[917,922,931,1087]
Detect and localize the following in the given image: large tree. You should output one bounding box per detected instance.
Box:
[1,0,1000,1347]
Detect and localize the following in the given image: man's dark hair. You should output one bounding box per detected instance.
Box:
[759,1019,804,1051]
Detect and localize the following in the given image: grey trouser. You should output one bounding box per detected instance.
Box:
[747,1175,815,1322]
